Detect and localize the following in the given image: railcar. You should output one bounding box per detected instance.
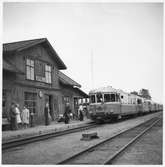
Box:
[89,87,121,122]
[88,86,162,123]
[158,104,163,111]
[143,100,151,114]
[150,101,156,113]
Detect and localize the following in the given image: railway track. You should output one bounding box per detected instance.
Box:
[2,122,99,150]
[57,116,161,165]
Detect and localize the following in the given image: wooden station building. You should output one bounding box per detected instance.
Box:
[3,38,88,125]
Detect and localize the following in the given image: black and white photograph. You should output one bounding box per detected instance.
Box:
[2,1,163,165]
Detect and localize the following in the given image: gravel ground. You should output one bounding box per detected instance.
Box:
[112,118,163,165]
[2,112,162,164]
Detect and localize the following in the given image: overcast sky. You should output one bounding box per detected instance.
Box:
[3,2,163,103]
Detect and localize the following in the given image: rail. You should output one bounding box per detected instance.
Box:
[2,122,99,150]
[57,116,161,164]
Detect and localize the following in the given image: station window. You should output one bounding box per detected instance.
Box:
[26,58,34,80]
[24,92,37,113]
[45,64,52,84]
[35,60,45,76]
[90,95,96,103]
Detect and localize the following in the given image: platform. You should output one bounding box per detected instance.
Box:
[2,118,92,143]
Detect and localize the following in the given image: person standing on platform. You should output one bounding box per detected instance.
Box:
[30,111,34,127]
[78,104,84,121]
[64,103,70,124]
[15,104,22,129]
[9,102,17,130]
[21,105,30,128]
[44,102,50,126]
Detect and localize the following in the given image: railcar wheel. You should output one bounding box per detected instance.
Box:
[112,115,120,122]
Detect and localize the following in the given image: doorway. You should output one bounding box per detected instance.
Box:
[45,94,53,120]
[74,97,79,119]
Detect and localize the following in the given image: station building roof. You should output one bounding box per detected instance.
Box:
[3,38,88,98]
[73,87,89,98]
[3,38,67,70]
[59,71,81,88]
[59,71,88,97]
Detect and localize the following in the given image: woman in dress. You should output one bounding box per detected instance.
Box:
[15,104,22,129]
[21,105,30,128]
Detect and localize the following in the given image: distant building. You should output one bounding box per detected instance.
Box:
[139,89,151,100]
[130,91,138,96]
[3,38,88,124]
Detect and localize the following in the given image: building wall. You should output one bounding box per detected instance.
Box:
[3,77,85,124]
[14,44,60,89]
[3,44,63,124]
[3,78,63,124]
[60,84,85,117]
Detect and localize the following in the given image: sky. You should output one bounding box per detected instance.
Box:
[3,2,163,103]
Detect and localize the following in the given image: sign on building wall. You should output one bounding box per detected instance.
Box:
[36,76,46,82]
[35,60,45,76]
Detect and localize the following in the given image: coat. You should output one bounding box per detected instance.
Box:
[9,105,17,130]
[15,107,22,123]
[64,106,70,124]
[9,105,16,119]
[21,108,30,124]
[44,107,50,125]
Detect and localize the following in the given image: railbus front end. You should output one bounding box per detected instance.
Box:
[89,92,121,122]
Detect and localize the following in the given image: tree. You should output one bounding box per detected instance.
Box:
[139,89,151,99]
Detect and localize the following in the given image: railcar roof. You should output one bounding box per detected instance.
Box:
[89,86,142,99]
[89,86,120,94]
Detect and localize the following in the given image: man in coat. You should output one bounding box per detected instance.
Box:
[64,103,70,124]
[9,102,17,130]
[44,102,50,126]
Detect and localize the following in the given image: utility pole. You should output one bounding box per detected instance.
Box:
[91,50,94,89]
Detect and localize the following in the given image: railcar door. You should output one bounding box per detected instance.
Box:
[137,98,143,115]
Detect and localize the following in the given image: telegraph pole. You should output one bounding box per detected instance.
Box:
[91,50,94,89]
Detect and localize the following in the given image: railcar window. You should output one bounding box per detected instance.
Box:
[90,95,96,103]
[137,99,142,104]
[104,94,119,102]
[104,94,111,102]
[116,94,120,102]
[111,94,116,102]
[96,93,103,103]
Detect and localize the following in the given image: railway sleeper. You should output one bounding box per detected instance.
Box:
[81,132,99,141]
